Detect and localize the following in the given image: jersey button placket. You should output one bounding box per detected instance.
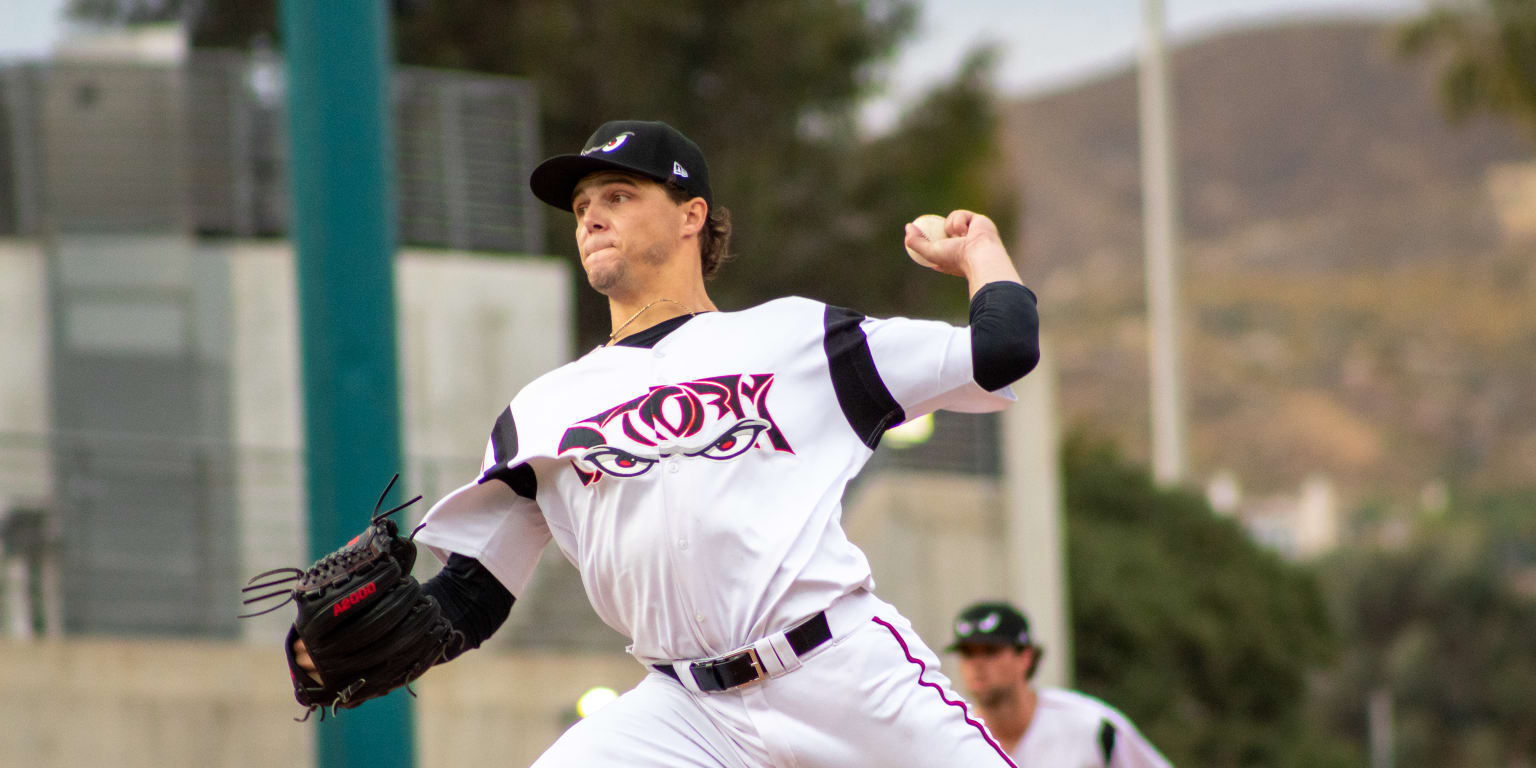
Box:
[652,350,708,646]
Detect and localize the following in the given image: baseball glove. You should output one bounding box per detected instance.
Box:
[240,475,463,720]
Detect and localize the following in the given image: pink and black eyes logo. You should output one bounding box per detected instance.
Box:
[557,374,794,485]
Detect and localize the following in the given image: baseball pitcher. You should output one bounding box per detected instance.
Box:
[267,120,1042,766]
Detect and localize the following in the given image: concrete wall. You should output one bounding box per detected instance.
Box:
[396,249,573,466]
[843,472,1009,656]
[0,637,642,768]
[0,238,51,506]
[418,645,642,767]
[227,242,309,644]
[0,236,572,639]
[225,241,572,460]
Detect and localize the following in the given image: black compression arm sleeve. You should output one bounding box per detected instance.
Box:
[970,281,1041,392]
[422,553,514,663]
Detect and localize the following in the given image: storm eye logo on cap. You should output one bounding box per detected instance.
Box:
[581,131,634,156]
[979,612,1001,632]
[955,620,975,637]
[558,374,794,484]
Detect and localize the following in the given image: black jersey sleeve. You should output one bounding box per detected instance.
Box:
[969,281,1040,392]
[422,553,515,662]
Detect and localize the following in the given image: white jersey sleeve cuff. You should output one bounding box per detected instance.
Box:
[862,318,1015,417]
[415,478,551,599]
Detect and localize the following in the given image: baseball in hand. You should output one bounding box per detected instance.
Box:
[905,214,948,268]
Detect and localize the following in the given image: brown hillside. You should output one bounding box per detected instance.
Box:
[1003,20,1536,503]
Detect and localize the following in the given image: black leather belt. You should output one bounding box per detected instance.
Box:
[655,611,831,692]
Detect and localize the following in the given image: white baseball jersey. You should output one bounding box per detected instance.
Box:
[1012,688,1173,768]
[417,295,1013,661]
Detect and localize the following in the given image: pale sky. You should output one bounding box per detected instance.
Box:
[900,0,1422,94]
[0,0,72,60]
[2,0,1426,115]
[866,0,1425,127]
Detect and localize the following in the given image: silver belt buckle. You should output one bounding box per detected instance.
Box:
[739,645,768,686]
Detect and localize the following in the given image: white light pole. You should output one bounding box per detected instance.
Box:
[1369,687,1395,768]
[1139,0,1188,485]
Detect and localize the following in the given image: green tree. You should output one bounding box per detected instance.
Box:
[69,0,280,47]
[1314,491,1536,767]
[799,46,1016,321]
[1062,435,1352,768]
[1400,0,1536,138]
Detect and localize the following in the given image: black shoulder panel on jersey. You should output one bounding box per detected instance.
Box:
[484,405,537,499]
[484,462,538,499]
[823,305,904,449]
[490,405,518,465]
[1098,719,1118,765]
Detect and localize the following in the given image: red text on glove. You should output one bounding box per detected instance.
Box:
[333,581,377,616]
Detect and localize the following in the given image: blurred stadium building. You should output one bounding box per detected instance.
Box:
[0,27,550,642]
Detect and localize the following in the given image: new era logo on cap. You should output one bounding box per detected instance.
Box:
[530,120,713,211]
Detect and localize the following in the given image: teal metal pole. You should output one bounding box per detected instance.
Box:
[280,2,415,767]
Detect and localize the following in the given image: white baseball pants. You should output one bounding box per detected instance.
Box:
[531,591,1016,768]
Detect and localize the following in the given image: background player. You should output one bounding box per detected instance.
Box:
[293,119,1041,766]
[949,600,1174,767]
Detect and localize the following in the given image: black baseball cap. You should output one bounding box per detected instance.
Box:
[946,601,1034,651]
[529,120,713,211]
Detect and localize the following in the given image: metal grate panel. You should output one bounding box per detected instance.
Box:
[182,53,542,252]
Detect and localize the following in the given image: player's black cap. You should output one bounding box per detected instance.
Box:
[946,601,1034,651]
[529,120,712,211]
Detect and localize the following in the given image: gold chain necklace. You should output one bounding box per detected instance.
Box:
[605,298,697,346]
